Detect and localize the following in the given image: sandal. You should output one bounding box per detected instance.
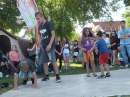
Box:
[97,75,106,79]
[93,73,97,77]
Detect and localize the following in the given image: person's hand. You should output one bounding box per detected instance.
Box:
[12,87,19,90]
[37,47,40,53]
[27,48,29,51]
[108,45,111,48]
[87,50,91,53]
[46,44,51,51]
[33,85,41,89]
[0,62,5,66]
[81,48,87,52]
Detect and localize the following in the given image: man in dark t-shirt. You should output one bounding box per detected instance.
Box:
[35,12,61,83]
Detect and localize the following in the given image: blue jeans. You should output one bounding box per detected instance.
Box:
[120,44,130,65]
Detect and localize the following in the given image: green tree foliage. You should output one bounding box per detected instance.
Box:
[122,8,130,27]
[0,0,25,34]
[36,0,121,41]
[124,0,130,6]
[0,0,121,41]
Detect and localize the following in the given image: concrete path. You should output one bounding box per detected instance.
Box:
[1,69,130,97]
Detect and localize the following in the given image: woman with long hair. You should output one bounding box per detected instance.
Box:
[9,45,20,74]
[27,38,36,62]
[62,37,70,72]
[110,31,119,68]
[55,36,62,72]
[78,27,97,77]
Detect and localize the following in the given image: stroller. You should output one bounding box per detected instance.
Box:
[0,50,16,77]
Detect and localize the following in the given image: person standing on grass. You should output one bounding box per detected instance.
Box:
[117,20,130,68]
[35,12,61,82]
[55,36,63,72]
[27,38,36,62]
[62,37,70,72]
[72,40,79,64]
[110,31,119,68]
[88,31,111,79]
[78,27,97,77]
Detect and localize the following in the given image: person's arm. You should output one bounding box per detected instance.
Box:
[118,31,129,39]
[88,45,96,53]
[110,37,116,47]
[9,52,13,61]
[32,71,40,89]
[46,30,55,51]
[78,38,86,52]
[55,50,60,55]
[28,44,36,51]
[17,52,20,61]
[37,35,41,53]
[12,74,19,90]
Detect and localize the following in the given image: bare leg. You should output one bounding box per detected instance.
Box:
[112,50,117,65]
[82,59,85,68]
[104,63,109,73]
[86,62,90,76]
[52,62,59,74]
[100,65,104,75]
[63,57,68,70]
[66,56,70,70]
[91,60,96,74]
[43,63,49,75]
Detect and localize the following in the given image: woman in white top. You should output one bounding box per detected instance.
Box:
[102,32,110,47]
[62,37,70,72]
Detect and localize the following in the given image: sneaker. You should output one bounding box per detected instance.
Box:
[6,75,9,78]
[125,65,129,68]
[51,71,54,74]
[0,72,3,78]
[22,78,28,85]
[56,76,61,83]
[42,77,49,81]
[31,78,34,84]
[106,72,111,77]
[97,75,106,79]
[93,73,97,77]
[109,65,115,68]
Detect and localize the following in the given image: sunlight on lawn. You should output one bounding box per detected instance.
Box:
[70,64,82,67]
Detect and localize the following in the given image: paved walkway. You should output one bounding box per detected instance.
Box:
[1,69,130,97]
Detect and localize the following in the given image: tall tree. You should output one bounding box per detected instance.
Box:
[0,0,25,34]
[1,0,121,40]
[122,8,130,27]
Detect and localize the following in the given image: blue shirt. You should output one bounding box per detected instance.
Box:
[95,38,108,55]
[118,28,130,44]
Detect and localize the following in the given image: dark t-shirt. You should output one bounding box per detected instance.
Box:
[16,58,36,74]
[74,44,79,52]
[110,36,119,50]
[38,21,55,49]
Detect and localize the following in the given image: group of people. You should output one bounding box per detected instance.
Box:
[0,11,130,90]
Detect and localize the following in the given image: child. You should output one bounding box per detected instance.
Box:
[78,27,97,77]
[73,40,79,64]
[12,58,40,90]
[88,30,111,79]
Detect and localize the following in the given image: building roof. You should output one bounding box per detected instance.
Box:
[93,21,120,32]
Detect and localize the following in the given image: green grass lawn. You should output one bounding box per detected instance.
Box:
[0,62,129,95]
